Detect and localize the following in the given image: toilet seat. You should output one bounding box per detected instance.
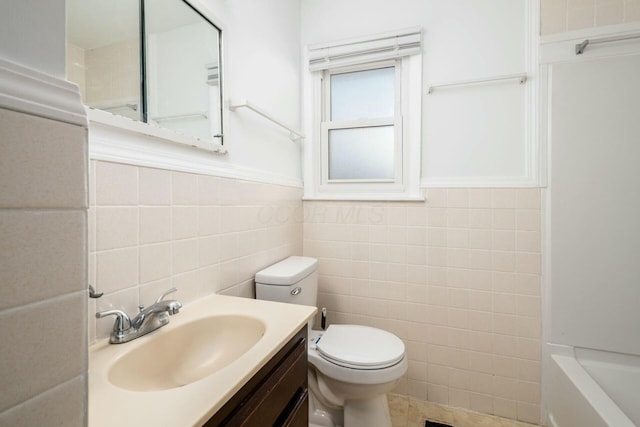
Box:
[308,347,407,386]
[316,325,405,369]
[307,325,407,385]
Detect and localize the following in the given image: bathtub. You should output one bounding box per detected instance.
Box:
[546,344,639,427]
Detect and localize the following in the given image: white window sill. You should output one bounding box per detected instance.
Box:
[302,194,425,202]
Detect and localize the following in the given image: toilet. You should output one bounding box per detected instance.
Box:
[255,256,407,427]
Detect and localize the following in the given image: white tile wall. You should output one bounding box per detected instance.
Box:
[0,109,87,208]
[303,189,542,425]
[0,108,87,425]
[88,160,303,342]
[0,377,85,427]
[0,293,86,412]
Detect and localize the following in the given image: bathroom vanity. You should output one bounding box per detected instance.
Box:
[205,326,308,426]
[88,294,315,427]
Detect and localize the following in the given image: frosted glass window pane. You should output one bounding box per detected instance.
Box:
[331,67,395,121]
[328,126,395,180]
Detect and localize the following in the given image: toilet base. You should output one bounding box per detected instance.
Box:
[307,359,398,427]
[344,394,391,427]
[308,386,392,427]
[308,383,342,427]
[309,412,341,427]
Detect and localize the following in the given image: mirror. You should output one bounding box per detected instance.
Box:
[66,0,223,143]
[145,0,222,140]
[66,0,141,120]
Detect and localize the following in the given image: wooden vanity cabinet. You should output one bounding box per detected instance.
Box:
[204,325,308,427]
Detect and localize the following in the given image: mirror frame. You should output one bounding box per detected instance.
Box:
[67,0,226,148]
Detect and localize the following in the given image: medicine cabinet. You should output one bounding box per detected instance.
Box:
[66,0,223,144]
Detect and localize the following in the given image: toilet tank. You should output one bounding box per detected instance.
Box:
[255,256,318,309]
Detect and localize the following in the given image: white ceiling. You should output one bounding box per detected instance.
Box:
[67,0,206,49]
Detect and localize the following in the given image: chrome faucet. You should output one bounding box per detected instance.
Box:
[96,288,183,344]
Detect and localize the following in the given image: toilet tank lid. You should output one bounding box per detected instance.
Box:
[255,256,318,286]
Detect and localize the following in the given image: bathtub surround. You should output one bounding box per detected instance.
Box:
[539,22,640,426]
[88,160,302,341]
[544,50,640,358]
[304,189,542,425]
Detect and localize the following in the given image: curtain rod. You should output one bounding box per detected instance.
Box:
[576,32,640,54]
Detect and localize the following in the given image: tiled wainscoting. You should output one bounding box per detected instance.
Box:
[303,189,542,424]
[88,160,303,342]
[87,164,542,424]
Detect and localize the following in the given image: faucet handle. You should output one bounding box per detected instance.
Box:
[96,309,132,334]
[155,287,178,304]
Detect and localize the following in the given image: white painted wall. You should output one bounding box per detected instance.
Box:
[198,0,303,182]
[547,52,640,356]
[301,0,537,187]
[0,0,66,77]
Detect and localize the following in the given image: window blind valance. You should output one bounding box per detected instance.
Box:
[308,27,422,71]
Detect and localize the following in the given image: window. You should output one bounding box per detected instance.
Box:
[323,64,400,182]
[305,28,423,200]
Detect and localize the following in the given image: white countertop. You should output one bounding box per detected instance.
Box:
[89,294,316,427]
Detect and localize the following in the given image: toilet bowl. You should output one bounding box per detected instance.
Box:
[307,327,407,427]
[255,256,407,427]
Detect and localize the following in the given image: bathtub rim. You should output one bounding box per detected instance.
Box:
[545,343,635,427]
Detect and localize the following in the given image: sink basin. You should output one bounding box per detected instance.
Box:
[108,315,265,391]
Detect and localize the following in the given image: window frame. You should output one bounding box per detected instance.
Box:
[305,54,423,201]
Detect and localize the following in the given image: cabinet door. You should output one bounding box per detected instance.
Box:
[205,326,308,427]
[278,388,308,427]
[231,337,307,426]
